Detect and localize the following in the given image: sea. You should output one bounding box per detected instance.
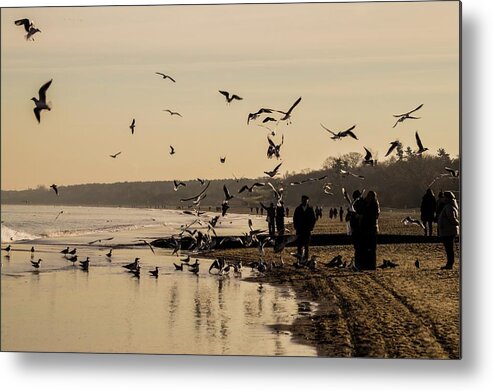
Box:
[1,204,316,356]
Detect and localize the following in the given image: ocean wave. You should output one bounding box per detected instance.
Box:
[1,224,40,242]
[39,223,162,238]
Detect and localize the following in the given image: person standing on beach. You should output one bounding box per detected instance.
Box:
[339,206,344,222]
[286,207,290,217]
[275,201,285,236]
[361,191,380,270]
[293,195,317,261]
[437,191,460,270]
[261,202,276,237]
[348,190,365,270]
[420,188,437,236]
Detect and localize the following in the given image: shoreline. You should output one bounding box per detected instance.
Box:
[200,242,460,359]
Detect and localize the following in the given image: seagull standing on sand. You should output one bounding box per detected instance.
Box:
[155,72,176,82]
[31,258,42,269]
[149,267,160,277]
[219,90,242,104]
[393,104,423,128]
[106,249,112,258]
[32,79,52,123]
[80,257,90,271]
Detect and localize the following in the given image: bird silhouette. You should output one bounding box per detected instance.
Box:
[31,258,42,268]
[155,72,176,82]
[363,147,374,166]
[129,119,135,134]
[173,180,186,191]
[321,123,358,140]
[109,152,122,159]
[163,109,182,117]
[385,140,401,157]
[50,184,59,195]
[149,267,160,277]
[219,90,242,104]
[415,131,428,154]
[393,104,423,128]
[32,79,52,123]
[220,156,226,163]
[264,162,283,178]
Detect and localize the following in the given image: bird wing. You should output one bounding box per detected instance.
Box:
[180,181,210,202]
[33,107,41,123]
[342,187,351,205]
[267,182,280,198]
[364,147,372,160]
[167,75,176,83]
[415,131,424,150]
[15,18,31,32]
[231,94,242,101]
[38,79,52,102]
[345,129,358,140]
[238,185,248,193]
[267,136,276,148]
[320,123,338,137]
[285,96,302,115]
[273,162,283,173]
[170,145,174,153]
[218,90,230,98]
[385,142,398,157]
[407,103,424,115]
[115,152,122,157]
[223,184,232,200]
[156,72,165,77]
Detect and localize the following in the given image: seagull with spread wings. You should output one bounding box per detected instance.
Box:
[363,147,374,166]
[393,104,423,128]
[320,123,358,140]
[155,72,176,82]
[109,152,122,159]
[180,181,210,203]
[402,216,425,230]
[50,184,59,195]
[173,180,186,191]
[267,134,284,159]
[277,97,302,124]
[219,90,242,104]
[415,131,429,155]
[290,175,328,186]
[340,169,365,180]
[264,162,283,178]
[223,184,234,201]
[163,109,182,117]
[15,18,41,40]
[238,182,266,193]
[385,140,401,157]
[32,79,52,123]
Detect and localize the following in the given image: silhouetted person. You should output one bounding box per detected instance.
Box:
[438,191,459,270]
[420,188,437,236]
[293,195,317,261]
[329,208,333,219]
[275,201,285,236]
[333,207,337,219]
[319,206,323,219]
[361,191,380,270]
[285,207,289,217]
[260,207,264,216]
[435,191,446,236]
[339,206,344,222]
[256,207,259,215]
[261,202,276,237]
[348,190,365,270]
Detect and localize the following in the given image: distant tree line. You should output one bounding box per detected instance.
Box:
[1,149,459,210]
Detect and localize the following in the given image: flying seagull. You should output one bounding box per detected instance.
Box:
[220,156,226,163]
[247,108,274,124]
[238,182,265,193]
[289,175,328,186]
[277,96,302,124]
[445,167,460,177]
[393,104,423,128]
[15,18,41,40]
[219,90,242,104]
[340,169,365,179]
[155,72,176,82]
[169,145,175,155]
[109,152,122,159]
[385,140,401,157]
[180,181,210,202]
[223,184,234,201]
[32,79,52,123]
[415,131,428,154]
[50,184,59,195]
[323,183,333,195]
[267,135,284,159]
[264,162,283,178]
[163,109,182,117]
[129,119,135,134]
[320,123,358,140]
[173,180,186,191]
[363,147,374,166]
[402,216,425,229]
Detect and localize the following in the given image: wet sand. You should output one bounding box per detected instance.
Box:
[203,241,460,359]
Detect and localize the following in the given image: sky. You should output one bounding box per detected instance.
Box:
[1,1,460,190]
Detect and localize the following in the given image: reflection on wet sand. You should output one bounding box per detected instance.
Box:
[1,244,316,356]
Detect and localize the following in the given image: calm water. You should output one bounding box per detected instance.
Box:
[1,205,315,356]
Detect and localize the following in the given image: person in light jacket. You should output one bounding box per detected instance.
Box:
[437,191,460,270]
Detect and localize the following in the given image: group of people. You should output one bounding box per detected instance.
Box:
[261,201,287,237]
[328,207,344,222]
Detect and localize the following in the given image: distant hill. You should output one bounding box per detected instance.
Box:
[1,151,459,210]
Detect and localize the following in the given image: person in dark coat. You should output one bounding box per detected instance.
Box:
[361,190,380,270]
[275,201,285,236]
[435,191,446,236]
[293,195,317,261]
[339,206,344,222]
[438,191,460,269]
[285,207,290,217]
[329,207,333,220]
[260,202,276,237]
[348,190,365,270]
[420,188,437,236]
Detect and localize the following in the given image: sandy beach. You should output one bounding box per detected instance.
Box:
[200,216,460,359]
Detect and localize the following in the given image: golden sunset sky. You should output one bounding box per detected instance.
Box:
[1,1,459,190]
